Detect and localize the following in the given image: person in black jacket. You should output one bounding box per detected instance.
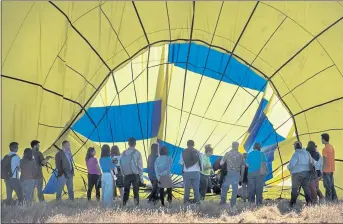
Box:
[147,143,159,203]
[213,157,227,188]
[239,153,249,202]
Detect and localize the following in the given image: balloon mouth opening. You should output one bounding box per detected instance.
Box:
[68,42,293,157]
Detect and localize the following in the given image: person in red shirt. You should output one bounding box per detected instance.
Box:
[321,133,337,201]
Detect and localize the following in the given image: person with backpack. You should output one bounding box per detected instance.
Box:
[179,140,202,204]
[20,148,37,204]
[1,142,23,204]
[155,145,173,206]
[111,145,124,201]
[147,143,159,203]
[245,143,267,206]
[219,141,245,210]
[120,137,143,206]
[31,140,53,202]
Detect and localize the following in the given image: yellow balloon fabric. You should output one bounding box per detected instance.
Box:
[1,1,343,200]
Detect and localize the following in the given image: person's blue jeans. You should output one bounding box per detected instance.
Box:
[34,178,45,202]
[248,171,265,206]
[56,175,74,201]
[290,171,311,206]
[220,171,240,206]
[323,172,337,201]
[21,179,35,204]
[5,178,23,204]
[102,173,113,207]
[183,171,200,203]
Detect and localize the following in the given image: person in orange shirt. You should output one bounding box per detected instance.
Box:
[321,133,337,201]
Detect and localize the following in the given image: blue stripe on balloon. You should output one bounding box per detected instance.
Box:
[168,43,267,92]
[72,100,162,142]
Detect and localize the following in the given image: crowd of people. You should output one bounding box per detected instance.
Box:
[288,134,337,207]
[1,133,338,209]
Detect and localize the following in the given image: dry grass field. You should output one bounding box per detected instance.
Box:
[1,199,343,223]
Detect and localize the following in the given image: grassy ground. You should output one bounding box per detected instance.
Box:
[1,199,342,223]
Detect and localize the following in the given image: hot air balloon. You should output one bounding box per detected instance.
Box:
[2,1,342,200]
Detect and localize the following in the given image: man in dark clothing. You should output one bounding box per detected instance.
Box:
[31,140,53,202]
[121,137,144,206]
[213,157,227,187]
[147,143,159,203]
[240,153,249,202]
[55,140,74,201]
[179,140,202,204]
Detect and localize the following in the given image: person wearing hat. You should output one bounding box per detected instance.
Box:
[287,141,312,207]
